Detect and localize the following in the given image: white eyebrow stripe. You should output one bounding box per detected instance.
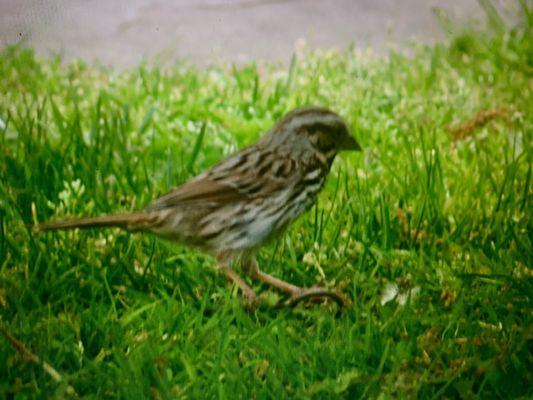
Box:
[288,113,341,131]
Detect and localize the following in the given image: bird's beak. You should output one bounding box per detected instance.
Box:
[340,135,362,151]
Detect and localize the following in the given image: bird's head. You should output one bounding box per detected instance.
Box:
[271,106,361,160]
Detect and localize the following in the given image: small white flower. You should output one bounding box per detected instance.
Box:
[71,179,84,195]
[303,252,317,266]
[58,188,70,203]
[380,282,398,305]
[397,286,420,306]
[381,283,420,306]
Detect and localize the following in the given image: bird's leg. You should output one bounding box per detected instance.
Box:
[216,253,257,304]
[242,257,344,307]
[218,266,257,303]
[243,257,301,294]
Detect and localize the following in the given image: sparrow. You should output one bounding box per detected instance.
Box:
[39,106,362,307]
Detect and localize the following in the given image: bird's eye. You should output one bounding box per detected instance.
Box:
[317,134,335,152]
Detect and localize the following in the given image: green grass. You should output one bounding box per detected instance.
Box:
[0,7,532,399]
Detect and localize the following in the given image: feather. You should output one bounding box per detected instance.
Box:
[38,212,157,231]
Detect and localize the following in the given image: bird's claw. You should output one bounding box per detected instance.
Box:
[275,287,345,309]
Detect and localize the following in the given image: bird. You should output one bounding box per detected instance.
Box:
[38,106,362,307]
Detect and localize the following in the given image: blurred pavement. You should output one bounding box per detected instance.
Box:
[0,0,512,67]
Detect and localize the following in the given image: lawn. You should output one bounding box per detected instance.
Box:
[0,5,531,399]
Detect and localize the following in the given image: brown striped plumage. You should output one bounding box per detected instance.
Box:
[39,106,361,307]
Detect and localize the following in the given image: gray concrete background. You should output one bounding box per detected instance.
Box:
[0,0,518,68]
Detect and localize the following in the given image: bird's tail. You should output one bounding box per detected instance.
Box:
[37,212,159,232]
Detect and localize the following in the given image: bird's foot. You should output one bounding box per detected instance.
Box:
[275,287,346,308]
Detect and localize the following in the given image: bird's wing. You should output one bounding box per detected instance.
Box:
[146,178,246,211]
[145,158,299,212]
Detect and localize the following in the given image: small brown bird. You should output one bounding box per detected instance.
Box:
[39,106,361,307]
